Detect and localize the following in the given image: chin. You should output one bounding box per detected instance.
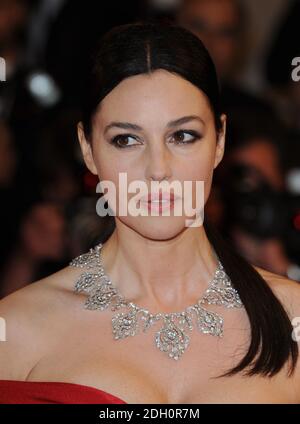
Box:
[119,215,191,241]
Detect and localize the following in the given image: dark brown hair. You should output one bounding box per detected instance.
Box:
[80,21,298,378]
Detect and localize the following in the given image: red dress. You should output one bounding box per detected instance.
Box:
[0,380,127,404]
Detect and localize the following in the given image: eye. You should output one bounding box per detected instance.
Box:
[109,134,142,149]
[170,130,202,145]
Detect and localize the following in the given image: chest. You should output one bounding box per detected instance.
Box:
[26,304,295,403]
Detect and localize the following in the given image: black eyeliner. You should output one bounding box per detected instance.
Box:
[109,129,202,149]
[109,133,141,149]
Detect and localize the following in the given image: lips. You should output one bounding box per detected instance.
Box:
[139,191,180,213]
[140,192,178,203]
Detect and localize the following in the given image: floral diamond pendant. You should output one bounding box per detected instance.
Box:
[112,310,139,339]
[194,305,224,337]
[155,320,190,360]
[70,242,244,361]
[84,283,118,311]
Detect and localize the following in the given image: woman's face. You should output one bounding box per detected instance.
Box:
[78,69,226,240]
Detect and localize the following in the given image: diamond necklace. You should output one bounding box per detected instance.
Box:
[69,242,244,360]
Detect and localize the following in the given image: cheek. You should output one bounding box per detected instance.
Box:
[94,150,142,213]
[183,156,212,178]
[93,146,129,182]
[176,149,215,206]
[98,160,142,196]
[178,147,215,183]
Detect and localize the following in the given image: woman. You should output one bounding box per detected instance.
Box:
[0,22,299,404]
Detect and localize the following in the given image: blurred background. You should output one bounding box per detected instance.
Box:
[0,0,300,298]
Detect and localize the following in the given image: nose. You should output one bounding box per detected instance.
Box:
[144,143,172,182]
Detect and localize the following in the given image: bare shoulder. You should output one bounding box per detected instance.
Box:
[0,264,81,380]
[252,264,300,318]
[253,264,300,398]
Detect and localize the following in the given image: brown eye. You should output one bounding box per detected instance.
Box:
[170,130,201,145]
[110,134,141,148]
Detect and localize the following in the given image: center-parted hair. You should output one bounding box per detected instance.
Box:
[81,21,222,141]
[80,21,298,378]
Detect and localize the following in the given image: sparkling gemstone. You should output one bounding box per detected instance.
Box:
[70,242,244,360]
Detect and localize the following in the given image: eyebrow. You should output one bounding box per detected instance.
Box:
[103,115,205,135]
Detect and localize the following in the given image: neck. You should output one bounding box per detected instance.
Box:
[100,221,218,313]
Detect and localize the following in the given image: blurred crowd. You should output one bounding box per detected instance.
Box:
[0,0,300,298]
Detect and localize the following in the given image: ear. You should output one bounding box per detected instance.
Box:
[213,114,226,169]
[77,122,98,175]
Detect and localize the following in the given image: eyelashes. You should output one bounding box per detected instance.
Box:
[170,130,202,145]
[109,134,142,149]
[109,130,203,149]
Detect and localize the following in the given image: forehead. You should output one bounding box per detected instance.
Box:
[94,70,212,126]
